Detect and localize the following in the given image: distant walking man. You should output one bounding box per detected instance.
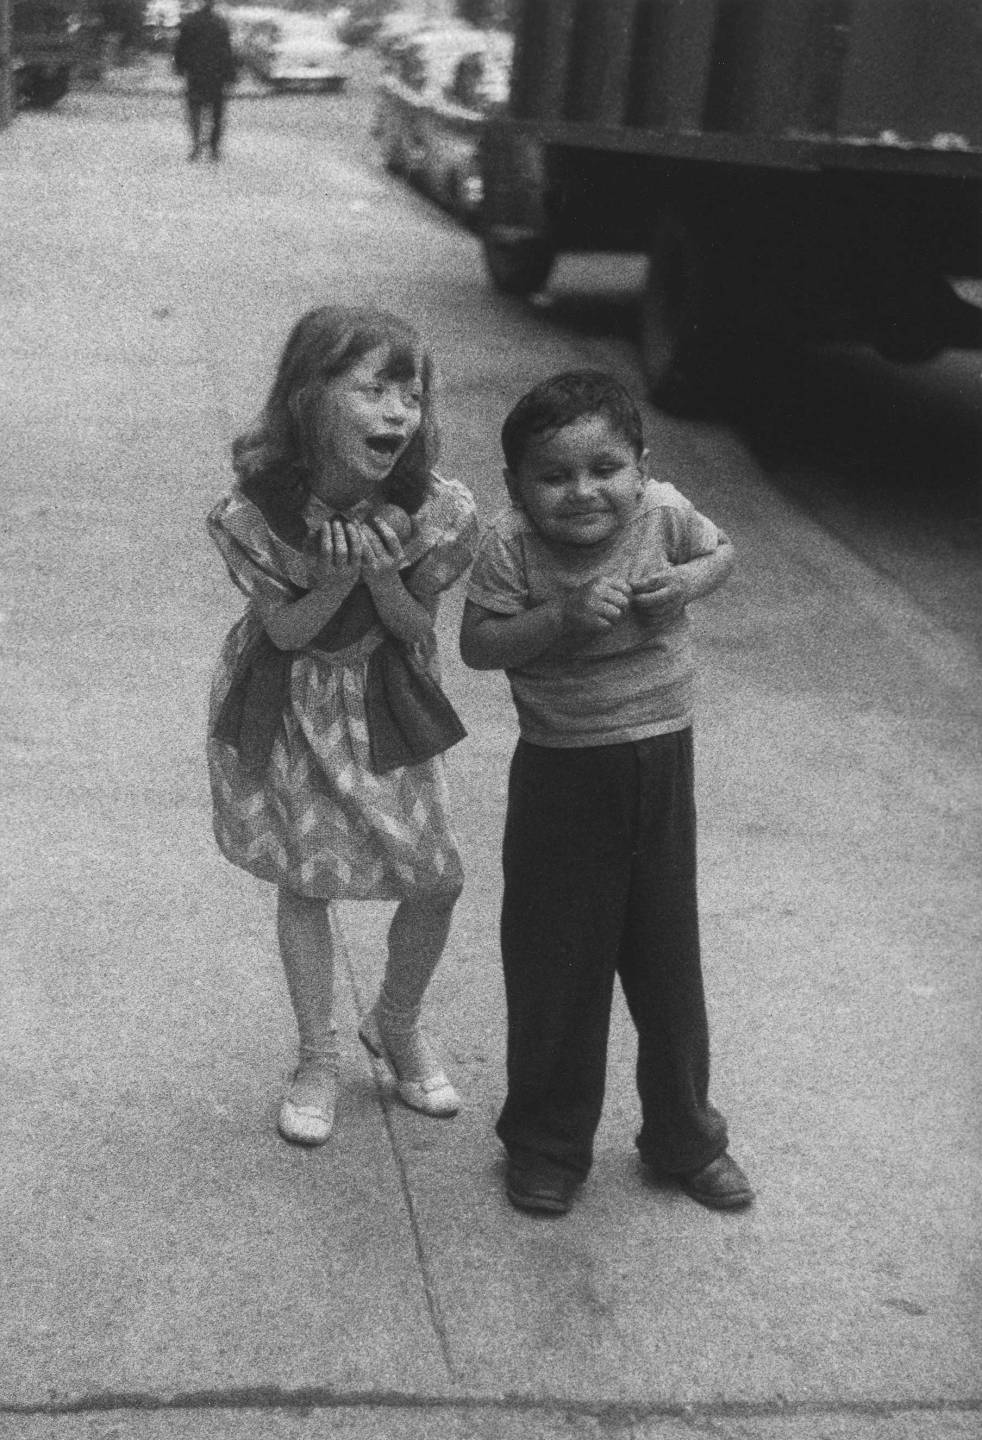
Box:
[173,0,237,162]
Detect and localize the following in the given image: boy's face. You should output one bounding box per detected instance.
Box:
[505,415,648,549]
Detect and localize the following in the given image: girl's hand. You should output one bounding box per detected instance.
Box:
[367,501,413,546]
[561,577,632,636]
[359,517,406,585]
[631,568,690,625]
[314,518,364,590]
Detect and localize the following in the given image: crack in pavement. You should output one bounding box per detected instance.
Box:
[343,939,457,1382]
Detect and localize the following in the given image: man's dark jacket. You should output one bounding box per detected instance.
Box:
[173,7,237,92]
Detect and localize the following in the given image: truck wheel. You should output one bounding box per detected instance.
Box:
[868,274,969,364]
[22,68,70,108]
[873,320,946,365]
[378,123,402,174]
[31,79,69,108]
[482,229,554,296]
[450,161,483,229]
[639,206,716,405]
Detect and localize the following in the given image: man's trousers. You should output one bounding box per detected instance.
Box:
[186,84,226,157]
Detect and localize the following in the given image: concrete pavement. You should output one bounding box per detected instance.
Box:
[95,49,268,98]
[1,70,980,1440]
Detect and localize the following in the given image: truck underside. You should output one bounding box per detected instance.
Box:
[479,0,982,400]
[481,127,982,396]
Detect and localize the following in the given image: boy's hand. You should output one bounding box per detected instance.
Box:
[631,568,691,625]
[562,577,632,635]
[315,518,364,589]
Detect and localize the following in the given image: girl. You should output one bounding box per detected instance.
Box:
[206,306,479,1146]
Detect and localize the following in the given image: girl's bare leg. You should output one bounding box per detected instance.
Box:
[276,886,341,1142]
[360,893,461,1116]
[380,894,456,1014]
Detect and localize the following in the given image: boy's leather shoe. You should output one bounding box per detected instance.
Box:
[678,1153,754,1210]
[505,1158,579,1216]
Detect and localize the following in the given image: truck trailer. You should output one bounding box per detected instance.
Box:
[479,0,982,402]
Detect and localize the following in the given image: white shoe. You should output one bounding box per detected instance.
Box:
[358,1010,459,1118]
[277,1064,338,1146]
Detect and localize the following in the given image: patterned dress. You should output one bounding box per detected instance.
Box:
[206,471,479,901]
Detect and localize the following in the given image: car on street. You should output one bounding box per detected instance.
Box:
[12,0,94,107]
[227,6,281,71]
[374,25,512,224]
[229,7,350,93]
[143,0,183,50]
[337,1,403,49]
[416,31,512,225]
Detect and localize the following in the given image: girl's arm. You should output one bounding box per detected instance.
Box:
[361,519,437,646]
[363,570,437,645]
[460,576,632,671]
[264,582,360,650]
[263,519,363,651]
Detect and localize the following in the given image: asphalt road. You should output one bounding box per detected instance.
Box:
[0,56,980,1440]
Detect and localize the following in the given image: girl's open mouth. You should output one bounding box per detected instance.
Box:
[366,434,404,457]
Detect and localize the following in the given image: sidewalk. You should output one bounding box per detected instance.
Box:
[1,81,980,1440]
[95,49,268,97]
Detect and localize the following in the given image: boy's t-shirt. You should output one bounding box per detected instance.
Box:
[466,480,720,747]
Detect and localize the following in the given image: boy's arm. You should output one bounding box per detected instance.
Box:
[460,598,565,670]
[631,532,734,626]
[460,577,632,671]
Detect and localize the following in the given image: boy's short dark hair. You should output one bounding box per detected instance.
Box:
[501,370,645,472]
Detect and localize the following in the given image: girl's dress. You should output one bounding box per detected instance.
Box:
[206,471,479,902]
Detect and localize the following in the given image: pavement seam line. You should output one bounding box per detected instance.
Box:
[1,1391,980,1421]
[344,949,458,1383]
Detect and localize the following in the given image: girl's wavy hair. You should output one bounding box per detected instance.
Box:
[232,306,439,519]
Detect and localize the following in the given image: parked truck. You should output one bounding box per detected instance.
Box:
[13,0,96,108]
[479,0,982,402]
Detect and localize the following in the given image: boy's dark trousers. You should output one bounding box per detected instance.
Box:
[496,729,728,1181]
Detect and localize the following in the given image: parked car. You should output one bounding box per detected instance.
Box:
[12,0,94,107]
[231,7,350,92]
[336,0,400,48]
[374,25,511,223]
[143,0,183,50]
[226,5,281,69]
[417,32,512,224]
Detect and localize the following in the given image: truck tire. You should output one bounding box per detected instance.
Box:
[20,66,70,108]
[638,206,714,401]
[450,159,483,229]
[378,121,403,175]
[482,229,555,296]
[868,273,974,364]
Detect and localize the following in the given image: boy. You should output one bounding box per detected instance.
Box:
[460,371,752,1217]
